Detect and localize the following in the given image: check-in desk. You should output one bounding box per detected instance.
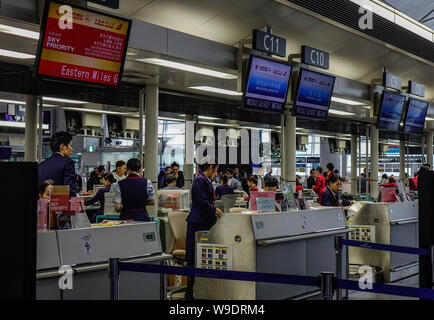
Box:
[348,201,418,282]
[37,222,171,300]
[194,207,348,300]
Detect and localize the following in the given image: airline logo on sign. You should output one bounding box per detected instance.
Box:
[36,1,131,86]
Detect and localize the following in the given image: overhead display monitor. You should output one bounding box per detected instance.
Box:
[242,55,292,113]
[403,98,429,135]
[35,1,132,86]
[293,68,336,120]
[377,91,406,132]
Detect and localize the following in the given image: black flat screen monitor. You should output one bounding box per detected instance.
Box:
[293,68,336,120]
[403,98,429,135]
[242,55,292,113]
[377,91,406,132]
[0,147,12,160]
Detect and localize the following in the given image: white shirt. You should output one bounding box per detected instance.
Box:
[111,171,126,182]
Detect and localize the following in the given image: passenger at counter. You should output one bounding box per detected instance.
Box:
[226,168,242,190]
[233,166,242,182]
[379,176,398,189]
[313,166,326,204]
[110,160,127,182]
[114,158,155,221]
[324,163,334,184]
[84,174,116,222]
[38,131,77,197]
[215,175,234,200]
[158,166,172,189]
[321,175,355,210]
[185,159,223,300]
[39,180,54,199]
[171,162,185,189]
[263,177,278,192]
[87,165,106,193]
[307,169,316,189]
[161,174,180,190]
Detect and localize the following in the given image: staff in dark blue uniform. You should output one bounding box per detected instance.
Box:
[321,174,354,210]
[85,174,116,222]
[185,160,223,300]
[38,131,77,197]
[215,174,234,200]
[114,158,155,221]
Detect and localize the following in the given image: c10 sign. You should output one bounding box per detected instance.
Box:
[301,45,330,70]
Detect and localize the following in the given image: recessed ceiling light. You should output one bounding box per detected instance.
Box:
[0,24,40,40]
[328,109,356,116]
[189,86,242,96]
[0,49,35,59]
[136,58,238,80]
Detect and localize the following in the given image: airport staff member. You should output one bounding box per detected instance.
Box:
[38,131,77,197]
[114,158,155,221]
[321,175,354,210]
[185,159,223,300]
[85,174,116,222]
[313,166,326,204]
[109,160,127,182]
[215,175,234,200]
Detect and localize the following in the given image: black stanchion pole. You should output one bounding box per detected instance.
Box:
[320,272,334,301]
[431,245,434,288]
[334,236,343,300]
[109,258,120,301]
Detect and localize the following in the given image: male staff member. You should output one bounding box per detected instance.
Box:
[114,158,155,221]
[87,165,106,192]
[38,131,77,197]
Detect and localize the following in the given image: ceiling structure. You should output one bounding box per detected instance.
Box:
[379,0,434,29]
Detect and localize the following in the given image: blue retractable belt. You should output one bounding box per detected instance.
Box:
[341,239,430,256]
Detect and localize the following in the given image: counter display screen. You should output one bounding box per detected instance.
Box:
[293,68,335,120]
[243,55,292,113]
[377,91,406,132]
[35,1,132,86]
[403,98,429,134]
[0,147,11,160]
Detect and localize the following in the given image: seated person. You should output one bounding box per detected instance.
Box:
[409,173,418,191]
[321,174,355,210]
[162,174,180,190]
[380,176,398,189]
[243,176,259,200]
[263,177,278,192]
[226,168,242,190]
[215,175,234,200]
[39,179,54,199]
[84,174,116,222]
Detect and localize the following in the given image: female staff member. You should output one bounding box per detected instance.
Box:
[215,175,234,200]
[296,177,304,195]
[313,166,326,204]
[185,160,223,300]
[321,174,355,210]
[39,180,54,199]
[85,174,116,222]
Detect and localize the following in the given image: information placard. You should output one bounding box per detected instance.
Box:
[196,244,233,271]
[35,1,132,86]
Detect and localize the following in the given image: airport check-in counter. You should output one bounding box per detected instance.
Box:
[37,222,171,300]
[194,207,348,300]
[348,201,418,282]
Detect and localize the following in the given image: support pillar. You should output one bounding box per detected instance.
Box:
[351,135,357,195]
[370,126,379,197]
[282,111,296,191]
[24,95,38,162]
[144,80,159,217]
[280,114,286,181]
[37,97,43,163]
[184,114,194,190]
[139,88,145,167]
[400,140,406,181]
[427,132,433,169]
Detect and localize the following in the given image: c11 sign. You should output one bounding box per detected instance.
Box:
[252,30,286,57]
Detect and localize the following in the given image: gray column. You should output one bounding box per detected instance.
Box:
[370,127,379,197]
[427,132,433,169]
[37,97,43,163]
[282,111,296,191]
[139,88,145,166]
[24,95,38,162]
[144,80,159,217]
[280,114,286,181]
[184,114,194,190]
[399,140,406,181]
[351,135,357,195]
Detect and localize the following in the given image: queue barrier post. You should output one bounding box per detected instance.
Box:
[334,235,343,300]
[109,258,120,301]
[431,245,434,286]
[320,272,335,300]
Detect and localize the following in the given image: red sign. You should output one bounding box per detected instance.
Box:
[36,1,131,86]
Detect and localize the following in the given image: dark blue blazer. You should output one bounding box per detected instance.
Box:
[187,171,217,229]
[38,153,77,197]
[215,184,234,200]
[118,174,150,222]
[84,186,110,215]
[321,187,351,207]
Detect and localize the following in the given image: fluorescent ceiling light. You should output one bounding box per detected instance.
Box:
[331,96,367,106]
[136,58,238,80]
[0,120,48,129]
[426,117,434,121]
[190,86,242,96]
[56,106,127,115]
[126,52,137,56]
[239,126,271,131]
[43,97,88,104]
[0,49,35,59]
[198,116,221,120]
[0,99,25,104]
[0,24,40,40]
[328,109,356,116]
[158,117,184,122]
[198,121,234,128]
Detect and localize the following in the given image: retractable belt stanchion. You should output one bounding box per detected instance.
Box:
[109,258,120,301]
[320,272,335,300]
[334,235,343,300]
